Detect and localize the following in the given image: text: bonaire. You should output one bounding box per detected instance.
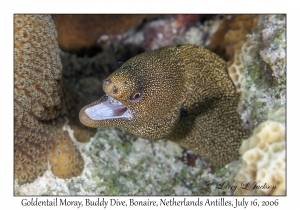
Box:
[20,197,280,208]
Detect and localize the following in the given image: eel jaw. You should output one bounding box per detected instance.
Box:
[81,94,133,124]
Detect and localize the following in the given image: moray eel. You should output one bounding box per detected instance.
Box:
[79,45,247,165]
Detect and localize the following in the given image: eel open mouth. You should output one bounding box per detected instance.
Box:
[84,94,133,120]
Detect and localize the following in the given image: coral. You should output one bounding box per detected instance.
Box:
[49,128,84,178]
[15,128,240,196]
[232,15,286,196]
[255,15,286,88]
[133,15,222,51]
[14,14,286,196]
[237,15,286,129]
[208,15,259,95]
[14,14,84,184]
[52,15,158,54]
[53,14,217,54]
[172,14,210,28]
[235,106,286,195]
[143,19,181,51]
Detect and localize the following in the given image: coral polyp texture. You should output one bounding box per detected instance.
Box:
[208,15,259,95]
[52,14,158,54]
[49,128,84,178]
[14,14,84,185]
[235,107,286,195]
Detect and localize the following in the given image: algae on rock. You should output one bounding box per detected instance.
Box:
[238,14,286,129]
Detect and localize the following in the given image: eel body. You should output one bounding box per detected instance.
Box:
[79,45,247,165]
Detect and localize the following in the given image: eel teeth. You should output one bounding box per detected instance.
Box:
[85,95,133,120]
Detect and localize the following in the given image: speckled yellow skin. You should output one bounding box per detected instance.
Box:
[80,45,247,165]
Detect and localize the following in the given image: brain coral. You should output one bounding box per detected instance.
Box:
[52,14,158,54]
[235,107,286,195]
[14,14,84,184]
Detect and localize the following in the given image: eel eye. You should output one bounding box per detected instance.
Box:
[130,89,144,102]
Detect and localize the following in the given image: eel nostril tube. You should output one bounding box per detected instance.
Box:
[103,79,111,85]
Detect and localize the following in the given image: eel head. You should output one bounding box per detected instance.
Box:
[79,50,183,140]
